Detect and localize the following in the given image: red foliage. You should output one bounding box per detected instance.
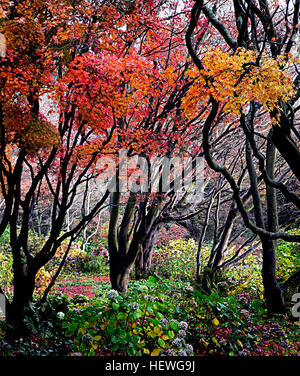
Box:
[50,275,110,298]
[155,224,190,247]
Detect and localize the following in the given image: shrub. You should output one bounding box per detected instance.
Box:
[276,229,300,282]
[155,224,190,247]
[75,252,109,274]
[60,275,195,356]
[152,239,200,281]
[0,227,13,296]
[0,249,13,297]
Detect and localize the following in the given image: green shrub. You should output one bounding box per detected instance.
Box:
[60,275,195,356]
[152,239,201,281]
[276,229,300,282]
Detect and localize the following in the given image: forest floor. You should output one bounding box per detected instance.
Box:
[50,273,110,299]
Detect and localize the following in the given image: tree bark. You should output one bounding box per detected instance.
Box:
[5,261,36,336]
[107,191,159,293]
[260,236,285,313]
[271,116,300,183]
[212,202,237,270]
[135,224,160,279]
[262,138,285,313]
[110,259,132,293]
[247,137,285,313]
[197,193,215,283]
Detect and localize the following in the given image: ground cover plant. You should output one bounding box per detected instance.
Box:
[0,237,299,356]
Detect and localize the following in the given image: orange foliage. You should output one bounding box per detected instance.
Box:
[182,48,295,119]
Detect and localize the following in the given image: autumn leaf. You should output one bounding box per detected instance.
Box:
[151,348,161,356]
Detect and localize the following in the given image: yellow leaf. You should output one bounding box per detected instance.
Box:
[143,348,150,355]
[151,349,161,356]
[213,317,219,326]
[212,337,221,348]
[78,327,86,335]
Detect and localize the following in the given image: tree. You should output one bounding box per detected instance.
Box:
[0,0,182,331]
[184,0,300,313]
[104,10,205,290]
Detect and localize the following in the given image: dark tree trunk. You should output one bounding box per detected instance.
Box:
[135,250,144,280]
[271,117,300,183]
[260,236,285,313]
[135,225,160,279]
[246,137,285,314]
[179,219,200,241]
[107,190,160,293]
[197,193,215,283]
[262,138,285,313]
[212,202,237,270]
[110,261,131,293]
[201,197,237,291]
[5,262,36,337]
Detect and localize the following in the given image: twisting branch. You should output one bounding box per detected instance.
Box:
[185,1,300,243]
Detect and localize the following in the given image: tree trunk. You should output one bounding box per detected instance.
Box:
[271,116,300,183]
[109,257,131,293]
[135,225,160,279]
[260,236,285,313]
[201,197,236,290]
[212,202,237,270]
[197,193,215,283]
[6,263,36,337]
[262,138,285,313]
[246,136,285,314]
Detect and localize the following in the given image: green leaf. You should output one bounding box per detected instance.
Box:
[111,343,119,352]
[147,276,158,287]
[88,348,95,356]
[117,312,126,320]
[112,302,119,311]
[127,347,135,356]
[111,336,118,344]
[106,324,115,334]
[65,322,78,337]
[168,330,175,339]
[158,338,165,348]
